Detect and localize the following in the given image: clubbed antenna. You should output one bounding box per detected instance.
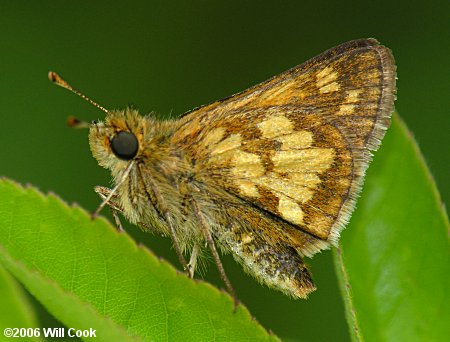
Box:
[48,71,108,114]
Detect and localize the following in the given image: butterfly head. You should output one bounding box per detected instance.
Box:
[88,108,145,172]
[48,71,146,173]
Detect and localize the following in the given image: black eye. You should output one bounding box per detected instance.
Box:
[110,131,139,160]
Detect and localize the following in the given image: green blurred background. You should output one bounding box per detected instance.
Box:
[0,1,448,341]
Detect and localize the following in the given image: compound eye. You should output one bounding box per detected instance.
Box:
[110,131,139,160]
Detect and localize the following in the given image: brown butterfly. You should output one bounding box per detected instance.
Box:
[50,38,396,306]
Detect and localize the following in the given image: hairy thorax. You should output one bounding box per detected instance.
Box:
[89,109,209,248]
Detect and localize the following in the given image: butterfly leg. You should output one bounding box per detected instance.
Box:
[110,208,125,232]
[187,244,200,279]
[165,214,193,278]
[94,186,124,232]
[92,161,134,218]
[191,198,238,309]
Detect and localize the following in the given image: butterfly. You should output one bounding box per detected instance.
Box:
[50,38,396,305]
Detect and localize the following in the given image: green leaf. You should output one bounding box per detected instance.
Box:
[0,264,43,341]
[0,246,139,342]
[334,114,450,341]
[0,179,278,341]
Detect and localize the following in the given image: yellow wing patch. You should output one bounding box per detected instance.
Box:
[257,115,294,139]
[210,133,242,155]
[278,196,304,225]
[316,66,340,93]
[276,131,313,150]
[272,148,335,173]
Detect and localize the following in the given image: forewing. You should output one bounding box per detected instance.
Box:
[172,38,396,245]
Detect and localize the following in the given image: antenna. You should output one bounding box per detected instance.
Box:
[48,71,108,114]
